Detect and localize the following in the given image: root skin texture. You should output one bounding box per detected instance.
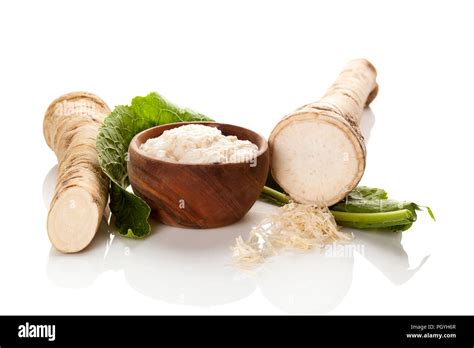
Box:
[44,92,110,253]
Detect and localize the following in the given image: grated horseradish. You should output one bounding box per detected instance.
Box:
[232,203,352,268]
[140,124,259,164]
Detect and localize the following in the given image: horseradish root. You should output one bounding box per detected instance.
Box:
[44,92,110,253]
[269,59,378,206]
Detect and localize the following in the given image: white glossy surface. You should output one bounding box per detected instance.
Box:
[0,0,473,315]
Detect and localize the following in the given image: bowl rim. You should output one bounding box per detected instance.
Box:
[129,121,269,166]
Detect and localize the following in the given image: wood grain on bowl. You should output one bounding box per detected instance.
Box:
[128,122,269,228]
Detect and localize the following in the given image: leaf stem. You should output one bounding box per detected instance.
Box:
[261,186,290,205]
[330,209,415,229]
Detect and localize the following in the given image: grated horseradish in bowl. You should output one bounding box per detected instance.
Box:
[140,124,259,165]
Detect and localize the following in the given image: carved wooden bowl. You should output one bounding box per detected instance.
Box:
[128,122,269,228]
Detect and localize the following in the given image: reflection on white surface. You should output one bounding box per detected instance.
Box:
[258,250,353,314]
[105,218,258,306]
[46,208,264,306]
[46,214,259,306]
[257,230,429,314]
[43,164,429,313]
[354,230,430,285]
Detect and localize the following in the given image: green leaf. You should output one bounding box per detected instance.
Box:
[425,206,436,221]
[96,92,213,238]
[109,182,151,238]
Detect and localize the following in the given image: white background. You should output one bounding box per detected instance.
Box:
[0,0,473,315]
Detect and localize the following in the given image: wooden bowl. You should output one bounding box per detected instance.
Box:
[128,122,269,228]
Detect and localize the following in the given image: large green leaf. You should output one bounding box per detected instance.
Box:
[96,92,212,238]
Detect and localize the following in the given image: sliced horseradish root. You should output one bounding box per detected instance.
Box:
[269,59,378,206]
[140,124,259,164]
[44,92,110,253]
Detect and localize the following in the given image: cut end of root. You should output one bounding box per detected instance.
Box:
[47,187,101,253]
[269,113,365,206]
